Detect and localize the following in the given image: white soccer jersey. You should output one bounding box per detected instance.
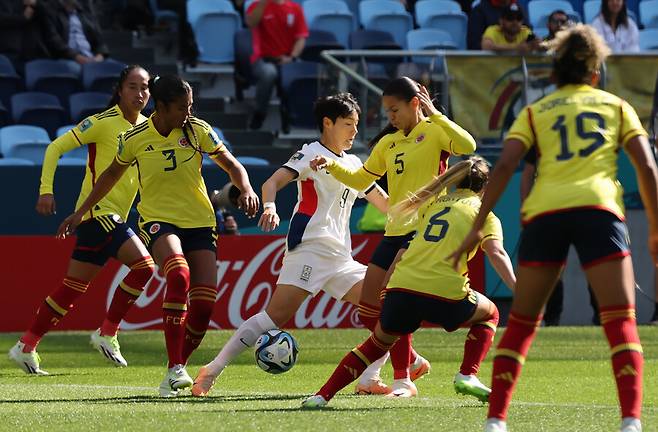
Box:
[282,141,374,257]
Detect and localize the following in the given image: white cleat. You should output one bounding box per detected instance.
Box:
[90,329,128,367]
[620,417,642,432]
[8,342,49,375]
[484,418,508,432]
[301,395,328,408]
[386,378,418,398]
[159,364,193,397]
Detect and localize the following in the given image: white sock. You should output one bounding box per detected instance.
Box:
[358,352,389,384]
[205,311,276,376]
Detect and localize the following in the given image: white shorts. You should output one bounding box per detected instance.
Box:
[277,249,366,300]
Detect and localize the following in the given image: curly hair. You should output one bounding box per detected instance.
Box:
[547,24,611,86]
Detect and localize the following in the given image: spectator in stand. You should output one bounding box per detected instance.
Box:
[468,0,530,50]
[481,4,542,53]
[156,0,199,67]
[217,209,240,235]
[42,0,108,64]
[545,10,571,40]
[591,0,639,53]
[246,0,308,133]
[0,0,51,72]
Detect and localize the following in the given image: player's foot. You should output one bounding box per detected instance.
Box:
[90,329,127,367]
[8,341,49,375]
[454,372,491,403]
[410,354,431,381]
[159,364,193,397]
[191,366,217,397]
[301,395,328,408]
[355,376,392,395]
[386,378,417,398]
[620,417,642,432]
[484,418,508,432]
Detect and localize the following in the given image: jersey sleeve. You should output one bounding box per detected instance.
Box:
[482,25,498,42]
[362,139,388,178]
[69,116,99,147]
[39,131,84,195]
[428,113,477,155]
[480,212,503,247]
[619,100,648,147]
[115,132,135,165]
[349,155,375,197]
[506,106,535,150]
[283,149,311,179]
[193,119,227,157]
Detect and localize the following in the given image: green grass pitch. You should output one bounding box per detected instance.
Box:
[1,327,656,432]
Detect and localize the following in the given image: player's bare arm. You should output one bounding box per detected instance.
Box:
[259,168,296,232]
[211,150,260,218]
[365,184,389,213]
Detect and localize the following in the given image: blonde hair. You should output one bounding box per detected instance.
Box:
[390,156,490,221]
[547,24,611,86]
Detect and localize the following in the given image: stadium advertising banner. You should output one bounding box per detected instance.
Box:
[1,235,485,332]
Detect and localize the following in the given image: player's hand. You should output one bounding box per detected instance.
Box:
[237,189,260,218]
[447,229,482,270]
[258,208,280,232]
[310,155,329,171]
[36,193,56,216]
[57,212,83,239]
[417,85,439,117]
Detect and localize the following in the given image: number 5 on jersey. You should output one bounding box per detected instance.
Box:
[394,153,405,174]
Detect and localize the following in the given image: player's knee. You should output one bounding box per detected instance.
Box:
[489,303,500,327]
[128,257,156,286]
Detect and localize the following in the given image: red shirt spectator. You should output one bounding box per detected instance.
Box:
[247,0,308,63]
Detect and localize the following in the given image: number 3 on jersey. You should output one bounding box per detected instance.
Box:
[423,207,450,242]
[162,149,177,171]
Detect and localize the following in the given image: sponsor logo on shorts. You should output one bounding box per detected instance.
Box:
[300,265,312,282]
[149,223,161,234]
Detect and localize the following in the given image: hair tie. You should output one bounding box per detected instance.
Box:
[153,75,160,83]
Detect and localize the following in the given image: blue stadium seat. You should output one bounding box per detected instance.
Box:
[148,0,179,27]
[0,125,50,157]
[11,92,67,138]
[57,158,87,166]
[349,29,402,65]
[406,29,457,64]
[534,26,549,38]
[583,0,599,22]
[304,0,355,47]
[640,0,658,27]
[419,12,468,49]
[61,144,88,160]
[528,0,575,28]
[56,124,75,137]
[236,156,269,166]
[639,28,658,49]
[0,157,35,166]
[0,54,23,109]
[82,61,127,93]
[301,29,346,62]
[212,126,233,153]
[0,101,8,127]
[69,92,111,123]
[415,0,463,27]
[281,61,328,128]
[359,0,413,48]
[3,142,48,164]
[187,0,242,63]
[24,59,82,107]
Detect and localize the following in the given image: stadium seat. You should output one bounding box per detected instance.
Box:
[534,26,549,38]
[280,61,328,128]
[640,0,658,27]
[236,156,269,166]
[11,92,67,138]
[301,30,346,62]
[148,0,179,27]
[349,29,403,64]
[234,29,254,101]
[0,102,8,127]
[69,92,111,123]
[583,0,599,22]
[304,0,355,48]
[82,61,127,93]
[0,54,23,109]
[24,59,82,107]
[61,144,88,160]
[3,142,49,164]
[188,0,242,63]
[0,157,35,166]
[528,0,575,28]
[56,124,75,137]
[417,13,468,49]
[406,29,457,65]
[57,158,87,166]
[639,28,658,49]
[358,0,413,48]
[415,0,463,27]
[0,125,50,158]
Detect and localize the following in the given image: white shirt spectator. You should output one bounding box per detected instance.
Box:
[591,14,640,52]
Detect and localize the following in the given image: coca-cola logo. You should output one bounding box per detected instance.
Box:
[107,236,371,329]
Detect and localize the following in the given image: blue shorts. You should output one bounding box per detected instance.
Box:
[72,215,136,266]
[369,232,415,270]
[519,209,631,268]
[139,221,217,254]
[379,289,479,334]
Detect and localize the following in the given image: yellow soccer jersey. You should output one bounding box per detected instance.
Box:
[387,189,502,300]
[507,84,647,223]
[482,25,532,46]
[115,115,226,228]
[39,105,145,222]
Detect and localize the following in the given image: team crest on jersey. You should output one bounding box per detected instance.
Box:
[289,152,304,162]
[415,133,425,143]
[178,137,190,148]
[300,265,312,282]
[149,223,161,234]
[78,119,93,132]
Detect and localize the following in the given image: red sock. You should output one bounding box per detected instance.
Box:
[21,277,90,351]
[181,284,218,363]
[390,333,412,379]
[488,312,541,420]
[357,302,380,332]
[317,334,393,401]
[600,305,643,419]
[460,305,499,376]
[101,257,155,336]
[161,254,190,367]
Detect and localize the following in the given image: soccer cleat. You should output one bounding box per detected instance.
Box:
[90,329,128,367]
[410,355,431,381]
[484,418,508,432]
[454,372,491,403]
[386,379,417,398]
[301,395,328,408]
[191,366,217,397]
[620,417,642,432]
[355,377,392,395]
[159,364,193,397]
[8,341,49,375]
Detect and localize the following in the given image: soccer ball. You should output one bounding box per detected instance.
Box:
[254,329,299,374]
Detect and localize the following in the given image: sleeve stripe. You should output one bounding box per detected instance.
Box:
[70,129,83,146]
[208,147,225,157]
[621,129,647,146]
[282,165,299,177]
[115,156,131,165]
[362,165,384,178]
[364,183,376,194]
